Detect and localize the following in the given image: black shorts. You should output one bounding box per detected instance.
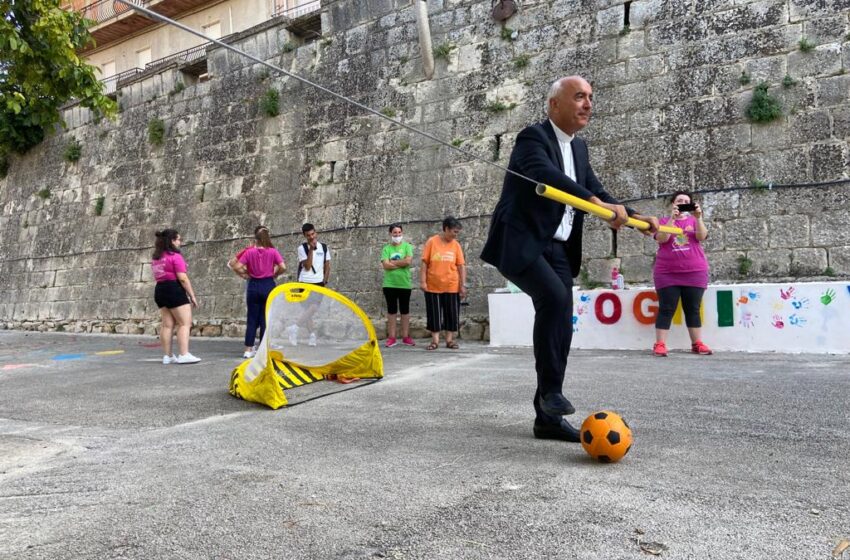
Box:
[154,280,191,309]
[383,287,411,315]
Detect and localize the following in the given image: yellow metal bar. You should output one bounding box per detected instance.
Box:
[535,184,682,235]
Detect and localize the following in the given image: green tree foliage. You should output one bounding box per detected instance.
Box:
[1,0,117,155]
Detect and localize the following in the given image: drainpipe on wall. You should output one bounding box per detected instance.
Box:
[413,0,434,79]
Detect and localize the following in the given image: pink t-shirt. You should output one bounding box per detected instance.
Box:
[151,251,187,282]
[234,246,251,261]
[653,215,709,289]
[238,246,284,279]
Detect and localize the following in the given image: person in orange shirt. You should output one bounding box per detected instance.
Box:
[420,217,467,350]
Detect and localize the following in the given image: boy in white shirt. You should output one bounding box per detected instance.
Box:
[289,223,332,346]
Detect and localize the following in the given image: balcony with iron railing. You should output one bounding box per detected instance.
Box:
[67,0,324,50]
[97,40,211,95]
[101,67,145,94]
[271,0,318,19]
[67,0,222,49]
[143,41,211,74]
[272,0,321,37]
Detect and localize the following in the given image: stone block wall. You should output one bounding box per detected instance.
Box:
[0,0,848,337]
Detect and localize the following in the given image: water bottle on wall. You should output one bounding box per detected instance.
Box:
[616,272,625,290]
[611,266,619,290]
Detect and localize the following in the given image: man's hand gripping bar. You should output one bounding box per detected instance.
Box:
[535,184,682,235]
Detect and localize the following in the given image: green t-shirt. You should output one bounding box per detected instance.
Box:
[381,242,414,289]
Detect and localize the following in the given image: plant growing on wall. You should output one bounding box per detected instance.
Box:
[260,88,280,117]
[579,268,604,290]
[485,100,516,113]
[36,187,51,199]
[750,177,769,191]
[737,255,753,277]
[782,74,797,88]
[64,138,81,162]
[798,37,815,52]
[513,54,530,69]
[0,0,116,158]
[500,26,516,41]
[739,71,751,85]
[148,118,166,146]
[168,81,185,96]
[746,82,782,123]
[432,42,455,60]
[94,195,105,216]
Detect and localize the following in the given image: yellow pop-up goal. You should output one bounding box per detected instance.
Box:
[229,283,383,409]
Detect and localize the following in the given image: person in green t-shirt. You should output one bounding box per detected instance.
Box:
[381,223,415,347]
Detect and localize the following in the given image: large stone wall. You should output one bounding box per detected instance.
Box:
[1,0,848,338]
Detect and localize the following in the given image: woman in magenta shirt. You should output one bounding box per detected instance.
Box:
[232,226,286,358]
[652,191,712,357]
[151,229,201,364]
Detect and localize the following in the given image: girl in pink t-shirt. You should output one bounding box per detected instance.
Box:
[231,226,286,358]
[151,229,201,365]
[652,191,712,357]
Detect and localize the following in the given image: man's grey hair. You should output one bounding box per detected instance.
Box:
[545,78,563,114]
[545,75,585,114]
[547,79,564,103]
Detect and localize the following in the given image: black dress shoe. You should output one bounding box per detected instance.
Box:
[538,392,576,416]
[533,419,581,443]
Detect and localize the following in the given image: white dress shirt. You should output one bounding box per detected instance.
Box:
[549,119,576,241]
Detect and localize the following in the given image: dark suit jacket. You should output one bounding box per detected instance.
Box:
[480,120,630,277]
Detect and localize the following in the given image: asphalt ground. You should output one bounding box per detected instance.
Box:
[1,330,848,559]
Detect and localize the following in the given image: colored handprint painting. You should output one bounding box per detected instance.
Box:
[789,314,807,327]
[791,297,810,310]
[572,293,592,333]
[737,288,757,328]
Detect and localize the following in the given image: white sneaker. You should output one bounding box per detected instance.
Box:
[287,325,299,346]
[175,353,201,364]
[308,333,317,347]
[162,355,176,365]
[242,350,256,359]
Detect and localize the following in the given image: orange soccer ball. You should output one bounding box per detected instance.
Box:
[580,410,633,463]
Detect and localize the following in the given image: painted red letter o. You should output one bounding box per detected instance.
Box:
[595,292,622,325]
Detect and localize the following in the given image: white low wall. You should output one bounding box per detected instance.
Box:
[488,282,849,354]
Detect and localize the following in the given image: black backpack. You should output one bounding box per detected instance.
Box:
[297,242,327,279]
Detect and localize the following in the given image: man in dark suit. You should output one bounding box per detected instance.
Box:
[481,76,658,442]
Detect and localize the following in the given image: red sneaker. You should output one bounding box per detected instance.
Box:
[692,340,713,355]
[401,336,415,346]
[653,341,668,357]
